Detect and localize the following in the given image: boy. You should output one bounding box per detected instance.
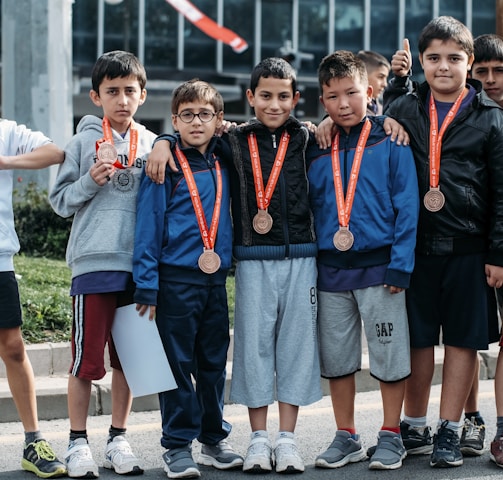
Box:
[133,79,242,479]
[356,50,391,115]
[307,50,418,471]
[50,50,156,478]
[384,17,503,468]
[0,120,67,478]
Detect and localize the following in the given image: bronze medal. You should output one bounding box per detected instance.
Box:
[424,187,445,212]
[333,227,354,251]
[198,249,221,274]
[253,209,273,234]
[97,142,118,163]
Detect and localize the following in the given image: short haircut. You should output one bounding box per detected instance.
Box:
[418,16,473,57]
[91,50,147,92]
[474,34,503,64]
[249,57,297,95]
[356,50,390,73]
[171,78,224,115]
[318,50,368,91]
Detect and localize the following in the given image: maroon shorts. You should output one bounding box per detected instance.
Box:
[70,291,133,380]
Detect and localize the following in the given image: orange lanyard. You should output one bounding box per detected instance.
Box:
[98,117,138,169]
[331,119,371,228]
[175,144,222,251]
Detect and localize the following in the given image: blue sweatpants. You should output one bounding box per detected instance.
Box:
[155,280,231,449]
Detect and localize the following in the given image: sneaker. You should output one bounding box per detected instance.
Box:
[368,430,407,470]
[21,439,67,478]
[103,435,143,475]
[274,436,304,473]
[162,446,200,479]
[197,439,243,470]
[315,430,366,468]
[64,438,99,478]
[242,435,273,473]
[490,436,503,467]
[460,416,485,456]
[430,422,463,468]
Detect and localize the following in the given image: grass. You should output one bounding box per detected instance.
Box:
[14,255,235,344]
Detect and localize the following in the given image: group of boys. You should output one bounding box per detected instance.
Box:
[3,13,503,480]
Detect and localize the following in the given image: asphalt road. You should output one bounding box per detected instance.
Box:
[1,381,502,479]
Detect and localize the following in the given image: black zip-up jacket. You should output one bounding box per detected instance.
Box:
[228,116,317,260]
[385,77,503,265]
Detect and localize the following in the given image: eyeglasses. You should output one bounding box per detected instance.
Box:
[176,110,218,123]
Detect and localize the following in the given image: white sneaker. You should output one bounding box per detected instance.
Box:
[274,436,304,473]
[65,438,99,478]
[103,435,144,475]
[243,435,272,473]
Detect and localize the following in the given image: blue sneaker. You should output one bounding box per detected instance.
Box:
[163,446,200,479]
[315,430,366,468]
[369,430,407,470]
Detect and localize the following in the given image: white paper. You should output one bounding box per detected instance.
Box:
[112,304,177,397]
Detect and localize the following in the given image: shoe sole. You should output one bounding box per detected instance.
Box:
[406,445,433,455]
[67,472,99,479]
[197,454,243,470]
[315,449,367,468]
[460,446,485,456]
[430,458,463,468]
[164,465,201,478]
[490,454,503,467]
[21,460,67,479]
[243,463,273,473]
[103,459,144,475]
[276,464,305,473]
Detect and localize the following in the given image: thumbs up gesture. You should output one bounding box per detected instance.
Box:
[391,38,412,77]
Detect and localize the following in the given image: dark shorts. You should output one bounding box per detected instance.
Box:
[406,253,497,350]
[0,271,22,329]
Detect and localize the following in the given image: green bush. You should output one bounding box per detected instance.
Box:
[13,181,72,259]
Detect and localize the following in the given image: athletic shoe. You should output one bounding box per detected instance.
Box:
[21,439,67,478]
[274,436,304,473]
[368,430,407,470]
[242,436,272,473]
[399,421,433,454]
[64,438,99,478]
[430,422,463,468]
[197,439,243,470]
[162,446,200,479]
[315,430,366,468]
[103,435,143,475]
[460,416,485,456]
[490,436,503,467]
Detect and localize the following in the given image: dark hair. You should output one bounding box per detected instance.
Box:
[356,50,390,73]
[171,78,224,114]
[474,34,503,64]
[418,16,473,57]
[318,50,368,90]
[249,57,297,94]
[91,50,147,92]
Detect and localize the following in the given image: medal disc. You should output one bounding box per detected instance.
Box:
[333,227,354,251]
[97,142,118,163]
[253,210,273,234]
[198,249,221,274]
[424,187,445,212]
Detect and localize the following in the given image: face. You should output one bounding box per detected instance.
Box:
[367,65,390,99]
[320,75,372,134]
[419,39,474,102]
[172,102,223,153]
[471,60,503,107]
[246,76,300,131]
[90,75,146,133]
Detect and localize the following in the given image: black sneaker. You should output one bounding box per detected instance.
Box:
[460,416,485,456]
[430,422,463,468]
[22,439,67,478]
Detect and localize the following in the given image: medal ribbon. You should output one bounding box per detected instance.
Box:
[97,117,138,169]
[428,89,465,188]
[175,144,222,251]
[332,119,371,228]
[247,131,290,211]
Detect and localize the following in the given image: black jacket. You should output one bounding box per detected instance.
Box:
[385,78,503,265]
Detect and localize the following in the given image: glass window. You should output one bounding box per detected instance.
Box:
[439,0,465,22]
[405,0,432,80]
[472,0,496,38]
[103,0,139,55]
[261,0,293,60]
[333,0,364,52]
[298,0,329,74]
[370,0,399,63]
[73,0,98,66]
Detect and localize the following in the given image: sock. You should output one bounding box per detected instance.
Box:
[403,415,427,428]
[69,430,88,443]
[496,416,503,439]
[108,425,127,443]
[438,418,461,433]
[276,431,294,441]
[381,426,400,434]
[251,430,268,440]
[25,431,43,445]
[338,427,357,436]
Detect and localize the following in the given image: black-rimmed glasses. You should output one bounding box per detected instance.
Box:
[176,110,218,123]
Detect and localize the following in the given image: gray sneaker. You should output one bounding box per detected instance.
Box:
[197,439,243,470]
[369,430,407,470]
[315,430,366,468]
[163,446,200,479]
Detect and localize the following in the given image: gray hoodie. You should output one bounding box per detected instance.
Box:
[50,115,156,278]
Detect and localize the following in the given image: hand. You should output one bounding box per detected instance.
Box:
[216,119,236,136]
[136,303,156,320]
[315,116,338,149]
[302,121,317,134]
[385,285,404,294]
[383,117,410,146]
[146,140,177,184]
[485,264,503,288]
[90,159,115,186]
[391,38,412,78]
